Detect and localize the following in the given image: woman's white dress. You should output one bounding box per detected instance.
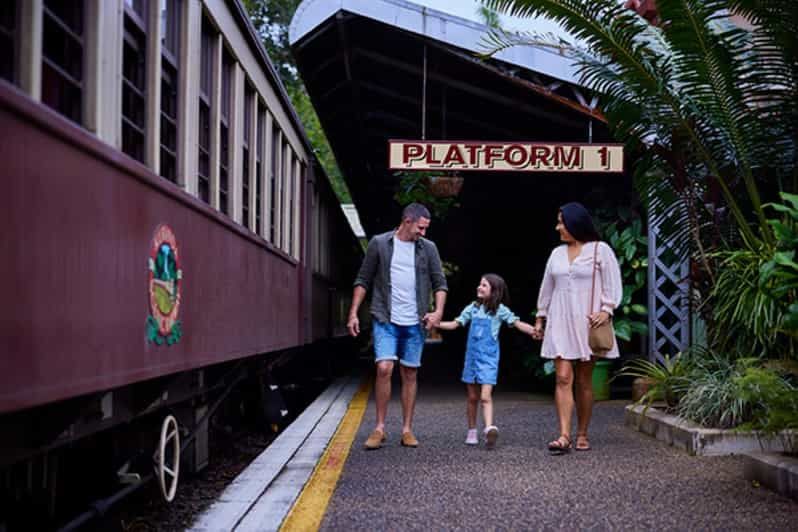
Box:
[536,241,623,361]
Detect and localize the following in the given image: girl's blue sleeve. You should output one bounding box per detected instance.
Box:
[498,304,520,326]
[455,303,475,326]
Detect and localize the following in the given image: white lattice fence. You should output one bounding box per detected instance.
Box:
[647,214,690,363]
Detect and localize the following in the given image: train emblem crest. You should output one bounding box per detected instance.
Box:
[146,224,183,345]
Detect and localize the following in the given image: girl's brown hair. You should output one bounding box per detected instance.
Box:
[477,273,509,315]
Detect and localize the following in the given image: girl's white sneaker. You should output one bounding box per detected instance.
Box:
[465,428,478,445]
[484,425,499,449]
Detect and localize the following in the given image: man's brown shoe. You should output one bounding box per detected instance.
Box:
[364,429,386,450]
[400,431,419,447]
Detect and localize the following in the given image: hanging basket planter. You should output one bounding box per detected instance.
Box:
[394,171,461,220]
[426,175,464,198]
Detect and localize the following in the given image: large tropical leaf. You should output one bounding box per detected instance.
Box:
[480,0,791,250]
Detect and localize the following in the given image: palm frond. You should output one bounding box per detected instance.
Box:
[480,0,763,245]
[658,0,775,239]
[479,27,571,58]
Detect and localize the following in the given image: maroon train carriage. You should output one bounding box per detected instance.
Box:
[0,0,362,528]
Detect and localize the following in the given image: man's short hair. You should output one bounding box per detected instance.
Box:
[401,203,431,223]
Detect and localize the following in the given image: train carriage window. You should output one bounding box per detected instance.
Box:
[281,139,289,250]
[198,100,210,202]
[325,201,331,275]
[319,198,325,274]
[197,17,214,204]
[41,0,85,124]
[319,200,325,274]
[0,1,17,84]
[317,189,322,273]
[160,66,178,181]
[160,0,180,58]
[242,83,253,229]
[159,0,181,183]
[288,151,295,256]
[256,106,264,235]
[313,184,321,273]
[319,199,329,276]
[270,124,279,244]
[219,48,233,216]
[122,0,148,163]
[298,163,306,257]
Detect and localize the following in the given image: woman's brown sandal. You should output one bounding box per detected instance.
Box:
[575,434,591,451]
[547,435,572,455]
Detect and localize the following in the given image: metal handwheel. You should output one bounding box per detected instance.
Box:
[154,414,180,502]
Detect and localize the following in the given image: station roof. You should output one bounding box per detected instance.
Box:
[289,0,582,86]
[289,0,613,235]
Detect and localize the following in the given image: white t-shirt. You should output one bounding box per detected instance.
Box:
[390,236,418,325]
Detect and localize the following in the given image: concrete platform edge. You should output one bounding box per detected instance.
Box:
[188,375,361,531]
[235,378,361,531]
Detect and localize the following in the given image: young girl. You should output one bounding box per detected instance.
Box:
[438,274,536,448]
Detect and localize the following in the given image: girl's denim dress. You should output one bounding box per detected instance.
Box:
[456,303,518,385]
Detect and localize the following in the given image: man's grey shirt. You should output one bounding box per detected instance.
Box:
[354,231,448,324]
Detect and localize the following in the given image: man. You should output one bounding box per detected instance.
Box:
[347,203,447,449]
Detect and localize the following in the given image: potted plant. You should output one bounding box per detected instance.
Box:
[614,353,690,412]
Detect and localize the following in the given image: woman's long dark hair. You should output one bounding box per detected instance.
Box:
[477,273,509,315]
[560,202,600,242]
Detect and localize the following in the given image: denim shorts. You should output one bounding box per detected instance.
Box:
[373,320,425,367]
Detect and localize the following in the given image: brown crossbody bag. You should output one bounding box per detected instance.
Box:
[589,242,615,356]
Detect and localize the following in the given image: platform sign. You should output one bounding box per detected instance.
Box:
[389,140,624,173]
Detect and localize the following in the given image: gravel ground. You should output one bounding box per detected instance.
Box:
[322,383,797,531]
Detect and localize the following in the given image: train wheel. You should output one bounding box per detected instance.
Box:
[153,415,180,502]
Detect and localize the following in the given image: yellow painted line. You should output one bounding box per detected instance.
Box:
[280,377,372,532]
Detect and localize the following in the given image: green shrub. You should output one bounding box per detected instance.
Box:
[709,193,798,360]
[734,366,798,454]
[675,349,757,429]
[760,192,798,345]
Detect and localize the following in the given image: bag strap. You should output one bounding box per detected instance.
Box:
[590,242,599,315]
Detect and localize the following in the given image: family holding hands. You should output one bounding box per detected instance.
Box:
[346,201,623,454]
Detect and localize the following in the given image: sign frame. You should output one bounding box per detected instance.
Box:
[388,139,624,173]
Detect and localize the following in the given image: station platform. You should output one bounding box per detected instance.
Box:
[191,367,797,531]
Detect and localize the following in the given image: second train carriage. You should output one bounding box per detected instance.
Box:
[0,0,362,525]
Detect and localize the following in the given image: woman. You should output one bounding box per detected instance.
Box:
[531,202,622,454]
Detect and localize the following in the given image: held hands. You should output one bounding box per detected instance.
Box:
[588,311,611,328]
[531,319,545,341]
[347,314,360,337]
[422,310,443,330]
